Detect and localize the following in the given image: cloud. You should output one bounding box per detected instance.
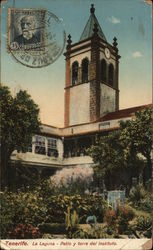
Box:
[132,51,143,58]
[108,16,120,24]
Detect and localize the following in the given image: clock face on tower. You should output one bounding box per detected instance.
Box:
[105,48,111,59]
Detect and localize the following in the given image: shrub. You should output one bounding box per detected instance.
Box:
[135,215,152,232]
[0,192,15,239]
[72,229,89,239]
[87,225,113,239]
[139,196,152,213]
[129,184,152,216]
[117,205,134,234]
[131,215,152,238]
[7,190,47,226]
[9,224,42,239]
[50,165,93,194]
[0,188,48,238]
[46,194,107,224]
[129,184,146,206]
[1,186,107,237]
[104,208,116,226]
[103,205,135,235]
[72,226,114,239]
[117,205,134,221]
[81,196,107,223]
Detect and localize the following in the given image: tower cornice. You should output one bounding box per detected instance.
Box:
[64,37,120,60]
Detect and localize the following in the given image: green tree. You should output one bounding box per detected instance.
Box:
[0,85,40,189]
[120,108,152,183]
[88,131,143,190]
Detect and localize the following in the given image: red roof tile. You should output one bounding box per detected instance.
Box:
[97,104,152,122]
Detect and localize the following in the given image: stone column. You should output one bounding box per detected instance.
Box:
[57,138,64,159]
[32,136,35,154]
[90,24,100,122]
[64,34,72,127]
[113,37,120,111]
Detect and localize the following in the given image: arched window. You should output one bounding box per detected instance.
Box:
[82,58,89,83]
[108,63,114,86]
[100,59,107,82]
[72,61,78,85]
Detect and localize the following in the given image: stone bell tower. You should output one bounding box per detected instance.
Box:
[64,4,120,127]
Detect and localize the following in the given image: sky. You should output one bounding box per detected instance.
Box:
[1,0,152,127]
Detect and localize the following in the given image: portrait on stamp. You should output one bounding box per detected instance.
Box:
[8,9,46,50]
[14,15,39,45]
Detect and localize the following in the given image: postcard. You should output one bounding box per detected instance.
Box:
[0,0,152,249]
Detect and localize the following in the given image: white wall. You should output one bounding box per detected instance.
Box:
[69,83,90,125]
[11,151,63,168]
[63,156,93,166]
[70,49,91,66]
[11,152,93,168]
[100,83,116,116]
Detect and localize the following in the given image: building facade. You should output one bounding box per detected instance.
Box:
[11,4,151,177]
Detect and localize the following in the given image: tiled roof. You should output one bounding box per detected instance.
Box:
[98,104,152,122]
[79,5,107,42]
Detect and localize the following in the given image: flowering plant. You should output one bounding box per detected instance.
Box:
[9,224,42,239]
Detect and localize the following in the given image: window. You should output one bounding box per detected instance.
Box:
[47,138,58,157]
[33,135,58,157]
[108,64,114,86]
[72,61,78,85]
[35,135,46,155]
[100,59,107,82]
[82,58,89,83]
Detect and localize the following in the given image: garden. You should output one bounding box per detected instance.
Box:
[1,164,152,239]
[0,86,152,240]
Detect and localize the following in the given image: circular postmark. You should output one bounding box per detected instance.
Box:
[8,9,66,68]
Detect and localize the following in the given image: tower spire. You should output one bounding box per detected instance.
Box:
[90,4,95,14]
[80,4,106,41]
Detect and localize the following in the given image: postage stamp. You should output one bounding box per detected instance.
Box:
[8,9,46,51]
[7,8,66,68]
